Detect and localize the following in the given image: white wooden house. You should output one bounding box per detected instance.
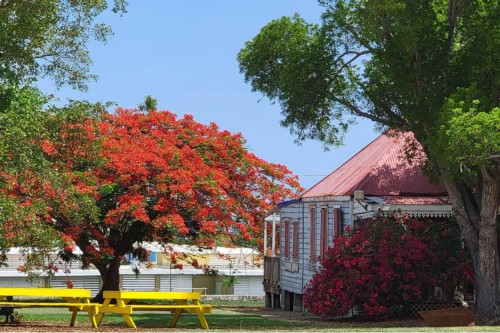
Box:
[274,132,453,311]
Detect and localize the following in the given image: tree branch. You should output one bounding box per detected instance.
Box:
[332,95,401,127]
[445,0,466,56]
[345,25,376,53]
[334,49,370,76]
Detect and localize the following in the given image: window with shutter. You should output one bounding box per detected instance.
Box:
[333,207,342,240]
[292,220,299,260]
[309,207,316,262]
[284,220,290,259]
[320,207,328,259]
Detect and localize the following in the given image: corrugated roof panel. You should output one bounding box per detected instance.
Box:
[302,132,446,198]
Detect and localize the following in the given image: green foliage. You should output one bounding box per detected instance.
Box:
[0,85,49,171]
[0,84,102,268]
[240,1,499,323]
[0,85,61,258]
[431,88,500,180]
[0,0,127,90]
[238,0,499,149]
[138,95,158,111]
[238,15,353,146]
[222,275,238,288]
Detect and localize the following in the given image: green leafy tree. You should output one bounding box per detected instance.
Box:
[1,91,302,301]
[0,0,127,90]
[0,85,68,271]
[0,0,126,271]
[238,0,499,324]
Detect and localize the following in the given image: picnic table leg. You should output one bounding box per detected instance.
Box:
[87,305,98,328]
[69,306,98,328]
[116,299,136,328]
[70,308,77,327]
[169,308,183,328]
[195,307,209,329]
[96,298,112,327]
[96,312,104,327]
[121,314,137,328]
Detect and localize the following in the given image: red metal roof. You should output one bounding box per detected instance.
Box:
[301,132,447,199]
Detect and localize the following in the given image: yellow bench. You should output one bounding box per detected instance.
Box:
[0,288,99,328]
[97,290,212,329]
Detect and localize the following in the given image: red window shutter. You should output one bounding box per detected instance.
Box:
[293,221,299,260]
[320,207,328,259]
[309,207,316,262]
[333,208,342,240]
[284,220,290,259]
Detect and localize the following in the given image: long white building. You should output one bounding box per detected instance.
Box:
[0,244,264,297]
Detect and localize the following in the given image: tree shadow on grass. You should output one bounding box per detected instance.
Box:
[99,311,307,330]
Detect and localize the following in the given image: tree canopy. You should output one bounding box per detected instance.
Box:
[238,0,499,324]
[0,85,65,271]
[238,1,498,147]
[1,99,302,300]
[0,0,127,90]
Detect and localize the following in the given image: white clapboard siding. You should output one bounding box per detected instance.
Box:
[234,276,264,296]
[5,254,25,270]
[122,274,156,291]
[50,276,101,296]
[159,274,192,292]
[175,275,193,291]
[0,277,32,288]
[159,274,177,291]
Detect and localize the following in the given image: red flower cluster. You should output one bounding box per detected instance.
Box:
[304,215,473,319]
[1,107,302,289]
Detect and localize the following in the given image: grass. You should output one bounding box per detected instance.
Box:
[6,304,500,332]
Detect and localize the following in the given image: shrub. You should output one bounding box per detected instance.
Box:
[303,214,473,319]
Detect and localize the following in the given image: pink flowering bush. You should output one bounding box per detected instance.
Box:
[304,215,473,319]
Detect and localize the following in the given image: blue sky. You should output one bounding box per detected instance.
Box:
[38,1,379,190]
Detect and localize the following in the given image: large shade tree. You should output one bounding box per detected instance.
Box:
[238,0,499,324]
[3,104,301,301]
[0,85,67,272]
[0,0,127,257]
[0,0,127,90]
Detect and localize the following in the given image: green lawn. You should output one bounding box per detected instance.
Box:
[8,306,500,332]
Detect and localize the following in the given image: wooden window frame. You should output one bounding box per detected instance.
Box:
[309,207,316,262]
[284,219,290,259]
[292,220,299,261]
[333,207,342,240]
[320,207,328,260]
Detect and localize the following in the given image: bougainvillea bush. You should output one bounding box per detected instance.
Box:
[304,214,473,319]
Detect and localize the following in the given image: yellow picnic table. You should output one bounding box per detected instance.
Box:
[0,288,99,327]
[97,290,212,329]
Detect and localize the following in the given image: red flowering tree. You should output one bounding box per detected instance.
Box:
[7,106,301,301]
[304,215,473,319]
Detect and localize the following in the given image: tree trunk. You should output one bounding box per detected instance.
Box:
[93,258,122,303]
[474,168,500,324]
[442,167,500,325]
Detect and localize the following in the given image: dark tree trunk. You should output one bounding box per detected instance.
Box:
[93,257,122,303]
[442,166,500,325]
[474,168,500,325]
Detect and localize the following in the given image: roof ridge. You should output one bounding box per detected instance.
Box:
[301,133,390,197]
[301,132,446,198]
